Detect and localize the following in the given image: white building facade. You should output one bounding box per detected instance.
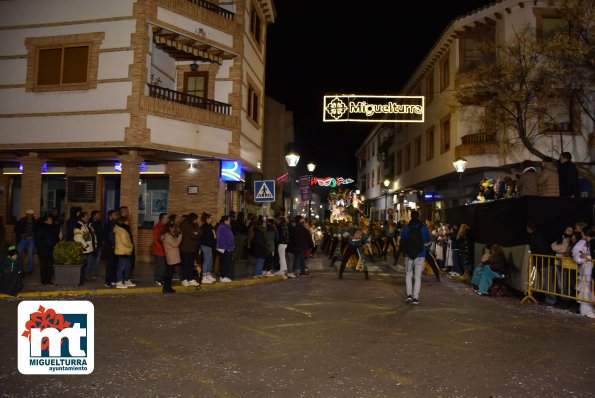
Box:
[356,0,593,223]
[0,0,275,261]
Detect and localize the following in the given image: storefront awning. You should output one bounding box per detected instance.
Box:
[153,28,236,65]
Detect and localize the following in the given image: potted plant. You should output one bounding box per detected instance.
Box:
[52,240,85,287]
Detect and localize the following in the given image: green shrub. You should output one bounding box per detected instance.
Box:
[53,240,85,265]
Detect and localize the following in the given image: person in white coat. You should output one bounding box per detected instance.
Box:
[571,228,595,318]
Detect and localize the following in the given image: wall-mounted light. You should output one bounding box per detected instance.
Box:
[190,59,198,72]
[188,163,196,171]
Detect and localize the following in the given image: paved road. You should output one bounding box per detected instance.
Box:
[1,259,594,397]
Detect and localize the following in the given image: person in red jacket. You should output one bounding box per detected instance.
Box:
[152,213,168,286]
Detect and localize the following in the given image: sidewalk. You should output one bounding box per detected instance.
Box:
[0,258,284,299]
[1,253,403,299]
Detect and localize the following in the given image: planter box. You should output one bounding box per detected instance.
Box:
[53,264,83,288]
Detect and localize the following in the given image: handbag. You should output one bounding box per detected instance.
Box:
[0,269,23,296]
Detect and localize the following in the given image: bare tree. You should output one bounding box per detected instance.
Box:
[455,0,594,182]
[456,26,553,159]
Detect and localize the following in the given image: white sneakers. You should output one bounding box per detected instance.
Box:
[201,274,217,284]
[264,270,275,277]
[115,280,135,289]
[181,279,200,286]
[220,277,232,283]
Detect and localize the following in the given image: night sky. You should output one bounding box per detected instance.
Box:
[265,0,495,180]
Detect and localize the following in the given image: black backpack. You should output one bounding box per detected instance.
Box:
[404,223,423,260]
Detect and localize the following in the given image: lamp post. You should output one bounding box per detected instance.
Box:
[383,178,390,221]
[306,162,316,220]
[285,151,300,217]
[453,157,468,205]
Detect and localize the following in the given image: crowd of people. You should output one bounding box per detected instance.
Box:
[0,177,592,316]
[475,151,581,202]
[0,205,326,294]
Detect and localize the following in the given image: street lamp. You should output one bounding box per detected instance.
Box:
[285,151,300,217]
[306,162,316,220]
[383,178,390,221]
[453,157,468,205]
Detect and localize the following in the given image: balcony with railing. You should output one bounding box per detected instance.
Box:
[455,132,499,157]
[186,0,234,20]
[148,84,231,115]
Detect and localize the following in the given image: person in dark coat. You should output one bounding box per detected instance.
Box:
[65,206,81,241]
[526,222,555,305]
[292,217,313,276]
[251,221,268,277]
[34,214,60,284]
[558,152,580,198]
[15,209,37,274]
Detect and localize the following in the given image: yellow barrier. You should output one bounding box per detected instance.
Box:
[521,254,594,304]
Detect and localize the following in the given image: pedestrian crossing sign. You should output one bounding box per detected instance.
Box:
[254,180,275,202]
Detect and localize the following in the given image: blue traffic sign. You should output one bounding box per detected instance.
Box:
[254,180,275,202]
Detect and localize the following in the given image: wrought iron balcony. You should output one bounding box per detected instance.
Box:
[544,122,572,132]
[461,132,497,145]
[148,84,231,115]
[186,0,234,20]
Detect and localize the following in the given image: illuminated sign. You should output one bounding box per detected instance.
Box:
[221,160,243,182]
[311,177,354,187]
[323,95,424,123]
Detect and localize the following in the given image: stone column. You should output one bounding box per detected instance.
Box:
[19,153,45,218]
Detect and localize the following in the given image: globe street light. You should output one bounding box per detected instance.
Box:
[306,162,316,220]
[452,157,467,205]
[383,178,390,221]
[285,151,300,217]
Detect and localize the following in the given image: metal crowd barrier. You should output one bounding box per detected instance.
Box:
[521,253,594,304]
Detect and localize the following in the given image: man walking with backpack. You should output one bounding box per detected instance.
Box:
[397,211,431,305]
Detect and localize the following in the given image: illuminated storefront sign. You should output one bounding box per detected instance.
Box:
[221,160,243,182]
[323,95,424,123]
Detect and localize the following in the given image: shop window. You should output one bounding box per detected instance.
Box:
[8,176,21,224]
[138,177,169,227]
[41,176,66,221]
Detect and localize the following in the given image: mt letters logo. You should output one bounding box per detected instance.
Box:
[18,300,94,374]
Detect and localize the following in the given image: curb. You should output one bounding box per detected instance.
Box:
[0,275,286,299]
